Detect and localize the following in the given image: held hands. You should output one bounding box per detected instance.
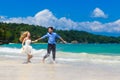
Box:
[34,39,38,42]
[32,40,38,43]
[35,39,39,42]
[32,38,40,43]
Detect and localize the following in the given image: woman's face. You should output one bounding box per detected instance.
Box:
[27,32,31,37]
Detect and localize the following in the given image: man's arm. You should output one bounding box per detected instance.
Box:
[35,33,48,42]
[59,37,67,44]
[56,33,67,44]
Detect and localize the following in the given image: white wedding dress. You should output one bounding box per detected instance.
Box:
[22,39,32,55]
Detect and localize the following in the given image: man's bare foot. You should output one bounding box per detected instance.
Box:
[53,61,56,64]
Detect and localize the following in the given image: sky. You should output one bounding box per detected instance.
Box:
[0,0,120,36]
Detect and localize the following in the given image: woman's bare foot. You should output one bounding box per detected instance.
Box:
[28,61,31,63]
[23,61,30,64]
[25,60,31,64]
[42,58,45,63]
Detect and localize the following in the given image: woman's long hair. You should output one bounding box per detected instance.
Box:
[19,31,29,42]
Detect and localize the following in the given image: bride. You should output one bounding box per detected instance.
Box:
[19,31,35,63]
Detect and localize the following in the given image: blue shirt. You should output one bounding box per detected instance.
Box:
[41,32,61,44]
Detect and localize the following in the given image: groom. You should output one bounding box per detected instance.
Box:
[35,27,66,63]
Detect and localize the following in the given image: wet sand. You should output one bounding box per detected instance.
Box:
[0,58,120,80]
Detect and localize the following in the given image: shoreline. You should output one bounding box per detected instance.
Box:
[0,57,120,80]
[2,42,120,45]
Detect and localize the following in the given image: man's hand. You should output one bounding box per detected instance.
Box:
[63,41,67,44]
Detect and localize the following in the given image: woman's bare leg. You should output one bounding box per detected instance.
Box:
[27,54,33,63]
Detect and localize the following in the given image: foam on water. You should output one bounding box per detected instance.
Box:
[0,47,120,64]
[57,51,120,64]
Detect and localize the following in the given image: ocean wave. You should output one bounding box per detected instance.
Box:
[0,47,46,54]
[57,51,120,64]
[0,47,120,64]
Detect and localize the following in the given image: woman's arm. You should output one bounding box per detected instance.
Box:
[22,38,26,47]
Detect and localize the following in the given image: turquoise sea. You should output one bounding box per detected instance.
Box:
[0,43,120,64]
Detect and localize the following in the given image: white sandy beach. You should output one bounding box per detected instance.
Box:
[0,57,120,80]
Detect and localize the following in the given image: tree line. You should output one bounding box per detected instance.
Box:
[0,22,120,43]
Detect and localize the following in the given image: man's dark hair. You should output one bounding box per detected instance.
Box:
[48,27,54,30]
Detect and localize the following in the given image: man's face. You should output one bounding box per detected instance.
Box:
[48,28,53,33]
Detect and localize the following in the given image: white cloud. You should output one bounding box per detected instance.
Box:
[104,19,120,32]
[0,16,6,19]
[34,9,57,27]
[0,9,120,35]
[0,16,7,21]
[91,8,108,18]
